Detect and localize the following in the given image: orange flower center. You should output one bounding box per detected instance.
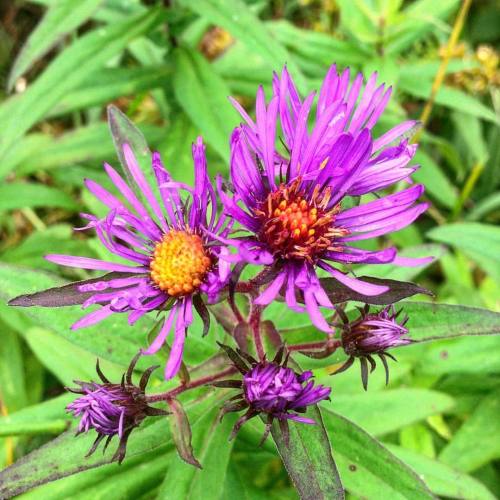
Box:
[256,178,347,261]
[150,230,211,297]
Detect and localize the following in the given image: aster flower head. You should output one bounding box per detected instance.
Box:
[335,304,410,390]
[216,344,331,443]
[219,64,431,333]
[66,353,167,463]
[44,138,231,379]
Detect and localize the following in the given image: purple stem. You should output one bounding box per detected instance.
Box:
[145,366,237,402]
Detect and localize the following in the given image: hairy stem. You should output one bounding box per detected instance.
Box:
[288,340,342,352]
[145,366,237,402]
[249,303,265,361]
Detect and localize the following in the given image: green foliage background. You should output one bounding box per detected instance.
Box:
[0,0,499,498]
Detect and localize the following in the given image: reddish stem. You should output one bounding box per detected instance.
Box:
[249,303,265,361]
[288,339,342,352]
[145,366,237,402]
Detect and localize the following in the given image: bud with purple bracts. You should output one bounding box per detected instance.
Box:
[66,353,168,463]
[334,305,410,390]
[215,343,331,444]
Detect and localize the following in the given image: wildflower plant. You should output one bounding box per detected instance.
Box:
[2,15,500,496]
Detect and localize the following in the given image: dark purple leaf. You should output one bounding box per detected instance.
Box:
[167,398,202,469]
[317,276,432,305]
[8,272,135,307]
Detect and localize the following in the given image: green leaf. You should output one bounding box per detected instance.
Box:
[0,393,72,438]
[412,150,457,209]
[8,123,165,177]
[271,405,345,500]
[0,323,27,413]
[418,336,500,375]
[332,389,454,436]
[47,65,171,118]
[386,444,496,499]
[401,302,500,342]
[0,7,167,162]
[6,0,102,91]
[0,183,78,211]
[20,326,127,386]
[157,407,237,499]
[427,222,500,282]
[399,79,499,124]
[268,20,369,68]
[22,451,169,499]
[385,0,460,55]
[173,47,236,161]
[178,0,307,93]
[439,393,500,472]
[323,410,434,499]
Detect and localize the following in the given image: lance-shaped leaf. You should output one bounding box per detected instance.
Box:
[8,271,134,307]
[316,276,432,305]
[107,104,156,192]
[402,302,500,342]
[268,356,343,499]
[168,398,202,469]
[271,404,345,500]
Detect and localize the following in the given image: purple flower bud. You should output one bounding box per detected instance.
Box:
[66,354,167,463]
[335,305,411,390]
[216,344,331,443]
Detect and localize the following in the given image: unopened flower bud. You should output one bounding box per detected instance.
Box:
[335,305,410,390]
[66,353,167,463]
[215,344,331,443]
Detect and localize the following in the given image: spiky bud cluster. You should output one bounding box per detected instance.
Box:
[215,344,331,443]
[335,305,410,390]
[66,353,168,463]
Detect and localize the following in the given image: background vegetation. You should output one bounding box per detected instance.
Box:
[0,0,499,498]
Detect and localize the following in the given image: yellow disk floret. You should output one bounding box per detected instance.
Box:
[150,230,211,297]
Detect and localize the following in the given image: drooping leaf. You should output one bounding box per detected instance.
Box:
[157,406,237,499]
[271,404,345,500]
[316,276,432,305]
[167,398,202,469]
[8,271,133,308]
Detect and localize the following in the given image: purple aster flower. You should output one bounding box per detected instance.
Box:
[217,65,431,333]
[44,138,231,379]
[66,353,167,463]
[334,305,411,389]
[216,344,331,443]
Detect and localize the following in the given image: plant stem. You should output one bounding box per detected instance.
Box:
[249,303,265,361]
[145,366,237,402]
[413,0,472,143]
[288,340,342,352]
[451,161,485,220]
